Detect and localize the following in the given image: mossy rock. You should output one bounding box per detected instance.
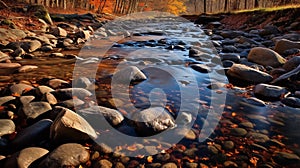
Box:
[27,5,53,25]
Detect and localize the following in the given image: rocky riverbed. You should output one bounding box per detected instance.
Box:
[0,5,300,168]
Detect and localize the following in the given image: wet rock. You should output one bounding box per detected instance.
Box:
[3,147,49,168]
[220,53,240,62]
[222,45,237,53]
[50,108,97,143]
[254,83,287,99]
[0,63,22,75]
[40,45,53,52]
[230,128,247,137]
[93,143,113,154]
[79,106,124,126]
[22,102,52,119]
[18,65,38,73]
[113,66,147,84]
[21,40,42,52]
[73,77,92,88]
[49,27,67,37]
[49,52,64,58]
[185,162,198,168]
[162,162,177,168]
[0,119,15,136]
[39,143,90,168]
[0,96,15,106]
[93,159,112,168]
[247,132,270,143]
[227,64,273,83]
[55,88,92,100]
[274,39,300,55]
[62,98,84,108]
[283,48,300,56]
[132,107,175,135]
[190,64,211,73]
[281,97,300,108]
[220,30,244,38]
[10,119,52,149]
[283,56,300,72]
[239,122,254,129]
[248,47,286,67]
[10,83,33,95]
[273,152,300,165]
[76,30,91,40]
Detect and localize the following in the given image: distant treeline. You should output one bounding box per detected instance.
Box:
[15,0,300,14]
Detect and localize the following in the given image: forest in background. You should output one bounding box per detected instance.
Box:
[12,0,300,15]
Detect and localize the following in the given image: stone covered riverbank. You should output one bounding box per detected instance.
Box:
[0,4,300,168]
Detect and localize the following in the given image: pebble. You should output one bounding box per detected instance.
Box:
[190,64,212,73]
[223,141,235,150]
[0,119,15,136]
[224,161,238,167]
[274,39,300,55]
[230,128,248,137]
[55,88,92,100]
[20,95,35,105]
[161,162,177,168]
[254,83,287,99]
[0,96,15,106]
[10,83,33,95]
[273,152,300,165]
[0,63,22,75]
[18,65,38,73]
[112,66,147,84]
[93,159,113,168]
[39,143,90,168]
[282,56,300,72]
[247,132,270,143]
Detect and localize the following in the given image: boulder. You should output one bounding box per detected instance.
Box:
[248,47,286,67]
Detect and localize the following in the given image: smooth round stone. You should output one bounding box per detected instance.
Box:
[93,143,113,154]
[239,121,254,129]
[0,63,22,75]
[162,162,177,168]
[185,162,198,168]
[55,88,92,100]
[18,65,38,73]
[10,83,33,95]
[0,75,11,82]
[0,119,15,136]
[274,39,300,55]
[220,53,240,62]
[3,147,49,168]
[248,47,286,67]
[230,128,248,137]
[40,45,53,52]
[254,83,286,99]
[144,146,158,155]
[50,108,97,143]
[48,78,69,89]
[227,64,273,84]
[22,102,52,119]
[190,64,212,73]
[247,132,270,143]
[39,143,89,168]
[223,141,235,150]
[10,119,52,150]
[42,92,57,105]
[0,96,16,106]
[207,145,219,155]
[62,98,84,108]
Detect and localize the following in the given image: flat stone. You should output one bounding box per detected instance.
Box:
[248,47,286,67]
[39,143,90,168]
[10,119,52,149]
[22,102,52,119]
[227,64,273,83]
[0,51,9,62]
[79,106,124,126]
[0,63,22,75]
[48,78,69,89]
[0,119,15,136]
[18,65,38,73]
[254,83,287,99]
[190,64,212,73]
[50,108,97,143]
[112,66,147,84]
